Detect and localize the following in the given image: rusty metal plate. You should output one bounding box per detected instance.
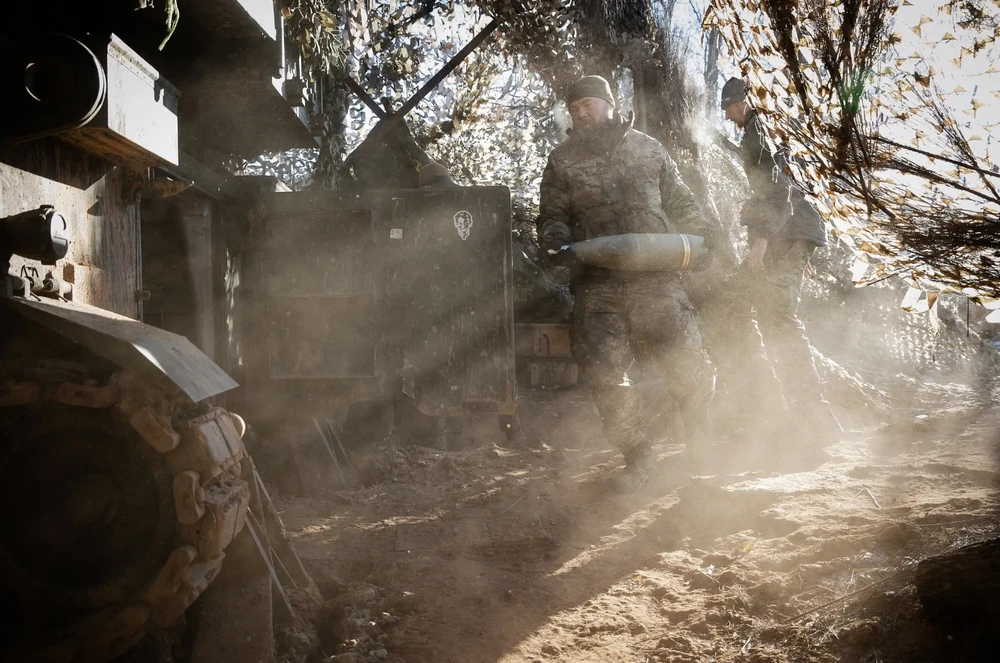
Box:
[4,298,237,402]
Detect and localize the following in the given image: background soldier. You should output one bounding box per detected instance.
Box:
[718,76,841,442]
[537,75,718,487]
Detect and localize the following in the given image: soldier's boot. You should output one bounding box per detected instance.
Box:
[618,434,652,492]
[800,399,843,447]
[766,399,839,456]
[676,400,714,474]
[719,379,788,442]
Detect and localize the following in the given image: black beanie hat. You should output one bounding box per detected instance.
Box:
[567,75,616,107]
[720,77,747,109]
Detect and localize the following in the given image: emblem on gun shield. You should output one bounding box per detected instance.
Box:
[454,210,473,241]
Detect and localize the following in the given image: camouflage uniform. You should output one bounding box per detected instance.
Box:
[724,109,829,419]
[538,113,717,455]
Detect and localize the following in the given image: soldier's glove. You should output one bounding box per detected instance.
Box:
[539,221,571,251]
[692,234,715,272]
[539,221,574,265]
[545,244,576,268]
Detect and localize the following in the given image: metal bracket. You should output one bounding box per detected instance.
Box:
[344,18,501,164]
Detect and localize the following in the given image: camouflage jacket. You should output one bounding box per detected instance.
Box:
[537,114,714,268]
[740,110,827,247]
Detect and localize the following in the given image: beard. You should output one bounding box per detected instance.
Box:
[573,116,608,133]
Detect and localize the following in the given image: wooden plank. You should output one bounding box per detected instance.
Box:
[140,197,216,356]
[179,75,315,157]
[345,77,389,118]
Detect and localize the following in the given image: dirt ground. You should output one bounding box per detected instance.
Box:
[276,376,1000,663]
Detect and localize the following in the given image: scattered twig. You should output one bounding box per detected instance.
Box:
[501,495,526,515]
[781,569,910,624]
[637,642,689,656]
[158,0,180,51]
[855,266,912,288]
[914,516,993,528]
[631,626,683,653]
[313,418,348,486]
[326,418,358,472]
[383,447,395,482]
[863,486,882,509]
[787,584,836,605]
[632,632,691,658]
[634,630,670,646]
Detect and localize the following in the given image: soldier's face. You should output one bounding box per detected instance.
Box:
[724,100,749,128]
[569,97,612,131]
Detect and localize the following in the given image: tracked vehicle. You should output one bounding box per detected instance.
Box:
[2,2,522,659]
[1,2,319,660]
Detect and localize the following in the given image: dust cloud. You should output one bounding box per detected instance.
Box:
[269,139,1000,663]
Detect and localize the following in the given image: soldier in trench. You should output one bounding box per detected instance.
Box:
[717,76,841,442]
[536,75,719,488]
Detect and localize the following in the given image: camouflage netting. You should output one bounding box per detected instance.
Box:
[134,1,180,50]
[705,0,1000,299]
[688,134,999,421]
[805,262,1000,415]
[259,0,999,414]
[483,0,1000,417]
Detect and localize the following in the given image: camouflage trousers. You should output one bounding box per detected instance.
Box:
[571,275,716,455]
[713,241,825,416]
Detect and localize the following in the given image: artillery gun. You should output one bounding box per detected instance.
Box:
[1,3,320,661]
[1,2,521,659]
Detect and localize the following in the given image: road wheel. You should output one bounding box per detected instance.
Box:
[0,360,249,663]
